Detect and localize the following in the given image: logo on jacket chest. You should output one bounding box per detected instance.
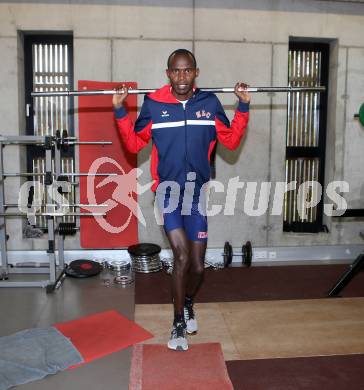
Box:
[195,110,211,119]
[161,110,170,118]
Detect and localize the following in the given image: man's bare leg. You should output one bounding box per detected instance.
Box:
[184,240,207,334]
[166,228,190,351]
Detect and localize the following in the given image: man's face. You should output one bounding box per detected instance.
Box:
[166,53,199,100]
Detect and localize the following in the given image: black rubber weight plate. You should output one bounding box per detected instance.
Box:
[128,243,161,257]
[359,103,364,127]
[65,260,103,278]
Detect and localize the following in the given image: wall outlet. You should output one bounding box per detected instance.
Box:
[254,250,268,259]
[269,251,277,259]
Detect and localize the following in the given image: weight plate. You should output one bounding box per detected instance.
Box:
[65,259,103,278]
[223,241,233,267]
[359,103,364,127]
[127,243,161,257]
[242,241,252,267]
[245,241,252,267]
[242,244,248,264]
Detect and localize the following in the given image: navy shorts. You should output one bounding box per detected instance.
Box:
[158,190,208,242]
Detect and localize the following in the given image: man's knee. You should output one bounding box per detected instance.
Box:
[190,260,204,276]
[174,250,190,272]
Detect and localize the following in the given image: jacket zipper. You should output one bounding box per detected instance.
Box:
[183,103,188,179]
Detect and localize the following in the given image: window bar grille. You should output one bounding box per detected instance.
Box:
[285,157,320,225]
[284,46,323,227]
[30,40,74,229]
[287,50,322,148]
[32,43,70,137]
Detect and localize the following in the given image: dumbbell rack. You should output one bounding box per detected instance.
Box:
[0,134,111,290]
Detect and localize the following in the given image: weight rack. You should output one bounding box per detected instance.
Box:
[0,134,111,291]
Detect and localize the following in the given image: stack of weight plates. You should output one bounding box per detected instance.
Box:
[108,260,134,286]
[127,243,162,273]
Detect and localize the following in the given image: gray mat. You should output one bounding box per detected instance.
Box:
[0,326,83,390]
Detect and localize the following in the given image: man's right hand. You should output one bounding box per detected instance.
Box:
[112,84,129,109]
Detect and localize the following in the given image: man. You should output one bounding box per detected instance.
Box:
[113,49,250,351]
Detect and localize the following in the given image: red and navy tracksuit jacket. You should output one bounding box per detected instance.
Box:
[114,84,249,193]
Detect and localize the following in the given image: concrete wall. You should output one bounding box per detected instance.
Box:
[0,0,363,252]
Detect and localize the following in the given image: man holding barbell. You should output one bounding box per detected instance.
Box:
[113,49,250,351]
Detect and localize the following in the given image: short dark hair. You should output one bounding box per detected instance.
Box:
[167,49,197,69]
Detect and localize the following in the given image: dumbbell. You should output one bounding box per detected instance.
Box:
[223,241,252,268]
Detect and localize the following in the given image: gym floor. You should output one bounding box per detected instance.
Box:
[134,265,364,389]
[0,274,134,390]
[1,263,364,389]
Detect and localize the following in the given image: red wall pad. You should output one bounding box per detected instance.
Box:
[78,80,138,248]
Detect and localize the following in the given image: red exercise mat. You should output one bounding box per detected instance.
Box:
[54,310,153,367]
[129,343,233,390]
[78,80,138,248]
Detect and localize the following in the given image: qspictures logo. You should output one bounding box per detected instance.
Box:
[17,158,350,233]
[85,157,153,233]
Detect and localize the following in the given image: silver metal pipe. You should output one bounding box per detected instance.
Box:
[31,86,326,97]
[3,172,118,177]
[0,281,50,288]
[0,136,50,144]
[0,212,106,217]
[68,141,112,145]
[4,203,109,208]
[0,136,111,146]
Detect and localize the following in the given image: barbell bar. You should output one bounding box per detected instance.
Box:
[31,86,326,98]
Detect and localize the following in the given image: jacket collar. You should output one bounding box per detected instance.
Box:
[148,84,198,104]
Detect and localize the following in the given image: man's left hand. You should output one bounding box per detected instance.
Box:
[234,82,250,103]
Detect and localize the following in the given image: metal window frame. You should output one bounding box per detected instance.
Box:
[24,33,74,140]
[284,41,330,233]
[23,33,74,229]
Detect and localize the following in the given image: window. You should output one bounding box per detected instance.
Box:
[24,33,74,228]
[284,41,329,233]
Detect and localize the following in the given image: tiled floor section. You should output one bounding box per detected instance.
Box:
[226,354,364,390]
[135,303,240,360]
[135,265,364,304]
[135,297,364,361]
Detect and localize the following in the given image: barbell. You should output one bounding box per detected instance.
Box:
[223,241,252,268]
[31,86,326,98]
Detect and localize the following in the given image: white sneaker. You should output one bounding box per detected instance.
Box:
[184,303,198,335]
[167,321,188,351]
